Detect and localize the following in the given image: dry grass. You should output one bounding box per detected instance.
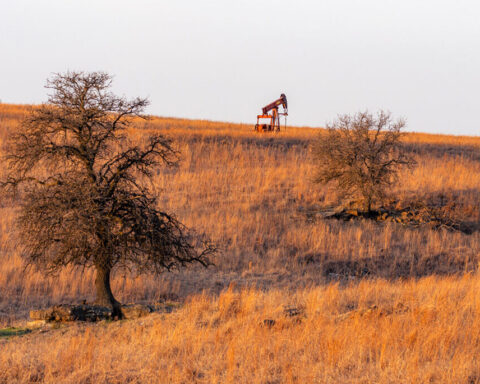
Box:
[3,276,480,383]
[1,104,480,382]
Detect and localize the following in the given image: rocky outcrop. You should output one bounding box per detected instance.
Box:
[120,304,153,320]
[29,303,175,322]
[298,204,472,234]
[30,305,113,322]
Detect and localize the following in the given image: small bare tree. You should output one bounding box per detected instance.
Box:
[2,71,215,313]
[312,111,415,212]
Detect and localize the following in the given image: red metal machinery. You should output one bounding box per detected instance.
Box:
[255,93,288,132]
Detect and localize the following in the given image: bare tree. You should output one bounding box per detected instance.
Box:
[2,71,215,313]
[312,111,415,212]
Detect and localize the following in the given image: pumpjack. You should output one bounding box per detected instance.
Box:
[255,93,288,132]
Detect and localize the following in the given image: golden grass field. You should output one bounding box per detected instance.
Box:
[3,277,480,383]
[1,103,480,383]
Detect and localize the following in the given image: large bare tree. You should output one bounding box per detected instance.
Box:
[3,71,215,313]
[312,111,415,212]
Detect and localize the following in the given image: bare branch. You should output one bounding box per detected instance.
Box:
[312,110,416,212]
[1,71,216,309]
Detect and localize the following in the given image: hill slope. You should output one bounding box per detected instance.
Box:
[1,104,480,382]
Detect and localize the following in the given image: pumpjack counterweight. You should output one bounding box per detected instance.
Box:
[255,93,288,132]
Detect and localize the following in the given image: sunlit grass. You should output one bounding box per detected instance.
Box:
[3,277,480,383]
[1,104,480,382]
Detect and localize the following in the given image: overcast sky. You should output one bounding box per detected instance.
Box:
[1,0,479,135]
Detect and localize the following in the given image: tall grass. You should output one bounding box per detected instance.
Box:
[0,103,479,311]
[2,104,480,382]
[3,276,480,383]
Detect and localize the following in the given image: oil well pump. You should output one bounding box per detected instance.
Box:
[255,93,288,132]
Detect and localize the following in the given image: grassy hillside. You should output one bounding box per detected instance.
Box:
[1,104,480,383]
[3,276,480,383]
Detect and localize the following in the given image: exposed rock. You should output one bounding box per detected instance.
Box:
[30,305,113,322]
[151,303,177,314]
[26,320,47,329]
[378,212,389,221]
[283,306,303,318]
[319,206,470,233]
[120,304,153,319]
[262,319,276,328]
[30,302,177,322]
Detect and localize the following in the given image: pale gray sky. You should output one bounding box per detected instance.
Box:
[1,0,479,135]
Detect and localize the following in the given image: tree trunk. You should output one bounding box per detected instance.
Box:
[94,264,121,317]
[365,196,373,214]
